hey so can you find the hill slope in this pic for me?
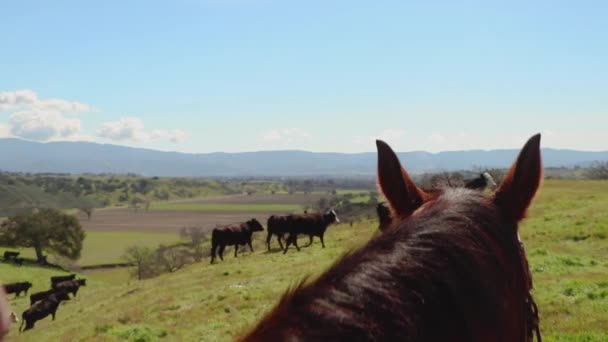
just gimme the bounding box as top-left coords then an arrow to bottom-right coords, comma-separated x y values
4,180 -> 608,341
1,138 -> 607,177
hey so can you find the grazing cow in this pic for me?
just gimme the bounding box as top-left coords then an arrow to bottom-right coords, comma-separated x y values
266,215 -> 291,251
30,289 -> 62,306
14,257 -> 24,266
19,292 -> 70,332
211,219 -> 264,263
239,135 -> 542,341
465,172 -> 498,191
283,210 -> 340,254
376,202 -> 392,231
3,282 -> 33,298
50,274 -> 76,286
3,251 -> 19,261
52,279 -> 86,297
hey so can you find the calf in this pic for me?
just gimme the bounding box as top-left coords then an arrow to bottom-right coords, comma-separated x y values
376,202 -> 392,231
3,251 -> 19,261
266,215 -> 292,251
210,219 -> 264,263
52,279 -> 86,297
283,210 -> 340,254
19,292 -> 70,332
50,274 -> 76,286
3,282 -> 33,298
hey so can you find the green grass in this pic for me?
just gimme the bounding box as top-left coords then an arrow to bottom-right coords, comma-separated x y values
79,232 -> 181,266
150,202 -> 302,213
2,232 -> 180,267
3,179 -> 607,341
5,222 -> 374,341
82,268 -> 133,285
522,179 -> 608,338
335,189 -> 373,195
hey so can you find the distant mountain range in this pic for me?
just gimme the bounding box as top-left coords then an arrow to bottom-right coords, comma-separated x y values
1,138 -> 607,177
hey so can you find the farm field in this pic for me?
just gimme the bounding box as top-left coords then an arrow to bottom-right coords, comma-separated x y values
2,179 -> 608,341
79,232 -> 181,266
1,232 -> 179,267
78,193 -> 325,234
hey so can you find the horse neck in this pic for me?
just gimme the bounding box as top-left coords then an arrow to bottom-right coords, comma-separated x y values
242,200 -> 530,341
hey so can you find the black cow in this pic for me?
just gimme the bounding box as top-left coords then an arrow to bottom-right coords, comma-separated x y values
30,289 -> 62,306
3,251 -> 19,261
3,282 -> 33,298
20,292 -> 70,332
376,202 -> 392,232
210,219 -> 264,263
50,274 -> 76,286
283,210 -> 340,254
266,215 -> 292,251
52,279 -> 86,297
464,172 -> 498,191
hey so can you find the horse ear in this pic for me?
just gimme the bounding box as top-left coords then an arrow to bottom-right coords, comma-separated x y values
493,134 -> 542,222
376,140 -> 427,218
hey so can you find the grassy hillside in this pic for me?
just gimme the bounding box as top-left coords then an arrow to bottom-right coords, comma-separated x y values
3,179 -> 608,341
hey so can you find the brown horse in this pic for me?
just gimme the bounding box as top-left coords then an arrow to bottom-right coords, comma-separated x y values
239,134 -> 542,341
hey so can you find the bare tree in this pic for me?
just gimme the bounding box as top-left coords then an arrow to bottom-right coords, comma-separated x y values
122,246 -> 158,280
180,226 -> 208,262
129,197 -> 148,212
79,206 -> 94,220
156,245 -> 192,273
586,161 -> 608,180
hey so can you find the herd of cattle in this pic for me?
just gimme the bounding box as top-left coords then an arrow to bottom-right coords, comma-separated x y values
210,210 -> 341,263
209,173 -> 497,264
2,273 -> 85,332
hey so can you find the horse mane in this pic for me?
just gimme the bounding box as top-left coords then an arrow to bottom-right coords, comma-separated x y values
241,189 -> 530,341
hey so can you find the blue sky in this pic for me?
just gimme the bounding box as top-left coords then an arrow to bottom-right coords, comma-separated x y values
1,0 -> 606,153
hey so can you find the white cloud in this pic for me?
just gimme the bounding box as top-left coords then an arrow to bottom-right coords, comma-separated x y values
0,90 -> 38,111
151,129 -> 189,143
0,89 -> 92,113
9,110 -> 82,141
35,98 -> 92,113
0,89 -> 95,141
168,129 -> 188,143
97,117 -> 148,142
97,117 -> 188,143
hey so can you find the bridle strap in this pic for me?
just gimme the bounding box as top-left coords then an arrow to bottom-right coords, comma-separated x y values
519,241 -> 542,342
526,293 -> 541,342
